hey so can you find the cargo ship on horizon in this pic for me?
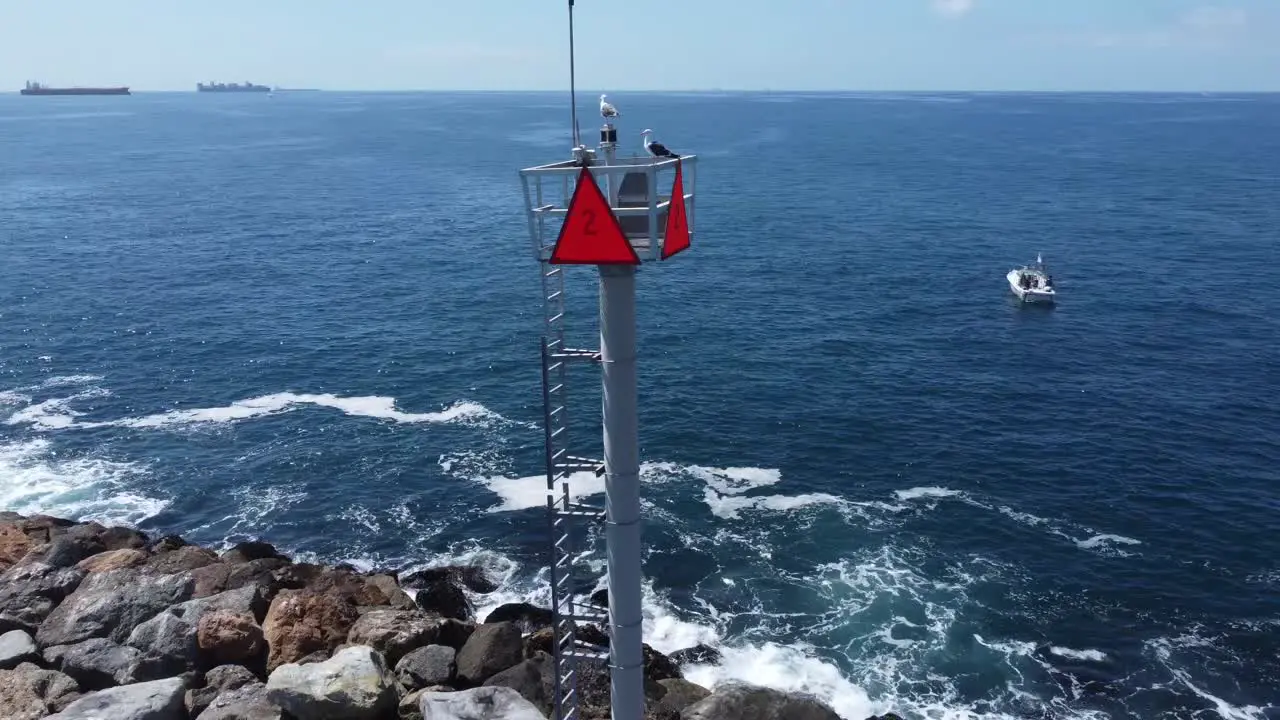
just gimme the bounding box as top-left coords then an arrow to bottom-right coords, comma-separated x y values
20,81 -> 130,96
197,81 -> 271,93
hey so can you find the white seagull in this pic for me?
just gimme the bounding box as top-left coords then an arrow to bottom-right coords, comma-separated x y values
599,94 -> 620,120
641,129 -> 679,159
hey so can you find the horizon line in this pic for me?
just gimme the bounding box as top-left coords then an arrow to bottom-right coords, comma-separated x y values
22,88 -> 1280,95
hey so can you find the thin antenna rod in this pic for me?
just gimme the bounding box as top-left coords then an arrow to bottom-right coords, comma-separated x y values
568,0 -> 579,148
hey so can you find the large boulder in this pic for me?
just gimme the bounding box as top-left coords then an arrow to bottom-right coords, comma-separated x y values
414,578 -> 473,621
45,676 -> 185,720
679,681 -> 841,720
366,574 -> 417,611
402,566 -> 499,594
347,608 -> 441,666
199,609 -> 266,666
455,622 -> 524,686
77,548 -> 150,573
484,603 -> 554,635
654,678 -> 710,716
198,682 -> 284,720
262,589 -> 360,671
274,565 -> 387,606
37,568 -> 195,647
144,545 -> 219,575
0,522 -> 39,569
266,644 -> 396,720
482,651 -> 555,714
35,535 -> 106,570
186,664 -> 258,717
125,584 -> 266,677
668,643 -> 721,667
435,619 -> 476,651
396,644 -> 457,690
190,557 -> 288,601
0,561 -> 85,633
0,661 -> 82,719
222,541 -> 289,565
97,525 -> 150,552
419,686 -> 546,720
0,629 -> 39,669
43,638 -> 147,689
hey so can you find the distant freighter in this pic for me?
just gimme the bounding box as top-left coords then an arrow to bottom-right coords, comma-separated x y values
20,81 -> 130,96
197,81 -> 271,93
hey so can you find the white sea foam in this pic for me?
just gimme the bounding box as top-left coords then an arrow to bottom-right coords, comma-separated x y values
1074,534 -> 1141,550
1050,646 -> 1109,662
894,486 -> 962,501
0,438 -> 167,526
3,389 -> 505,432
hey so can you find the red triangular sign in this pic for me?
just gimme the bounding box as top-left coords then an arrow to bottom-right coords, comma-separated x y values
661,160 -> 690,260
549,166 -> 640,265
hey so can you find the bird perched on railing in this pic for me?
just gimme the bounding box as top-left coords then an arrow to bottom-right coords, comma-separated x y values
641,129 -> 679,159
599,94 -> 620,120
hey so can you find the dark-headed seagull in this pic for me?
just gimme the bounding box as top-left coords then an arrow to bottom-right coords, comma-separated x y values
641,129 -> 679,159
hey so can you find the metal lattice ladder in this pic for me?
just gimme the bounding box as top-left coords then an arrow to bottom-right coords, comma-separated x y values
539,262 -> 609,720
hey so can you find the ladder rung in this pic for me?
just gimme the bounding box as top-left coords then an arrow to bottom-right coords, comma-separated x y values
548,312 -> 565,324
550,405 -> 565,417
547,290 -> 563,301
556,510 -> 601,518
544,267 -> 562,277
548,383 -> 564,395
550,427 -> 566,439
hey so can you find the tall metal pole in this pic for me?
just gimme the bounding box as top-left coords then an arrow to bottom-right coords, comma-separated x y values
567,0 -> 579,148
598,134 -> 644,720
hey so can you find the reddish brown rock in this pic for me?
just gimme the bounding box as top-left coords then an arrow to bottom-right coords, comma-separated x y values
76,549 -> 149,574
198,610 -> 265,665
262,590 -> 359,671
0,524 -> 35,570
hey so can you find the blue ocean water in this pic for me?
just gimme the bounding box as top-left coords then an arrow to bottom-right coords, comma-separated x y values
2,90 -> 1279,719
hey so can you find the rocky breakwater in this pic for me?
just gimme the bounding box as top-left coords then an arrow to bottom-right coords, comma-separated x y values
0,512 -> 882,720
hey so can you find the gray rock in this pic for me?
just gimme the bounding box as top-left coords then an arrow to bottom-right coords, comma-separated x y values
419,686 -> 547,720
399,688 -> 426,720
668,643 -> 722,667
40,536 -> 106,570
0,628 -> 39,669
396,644 -> 457,690
37,568 -> 195,647
347,608 -> 440,666
206,663 -> 260,691
199,682 -> 284,720
482,651 -> 554,714
655,678 -> 710,716
455,622 -> 523,685
185,664 -> 260,717
126,584 -> 266,676
46,676 -> 185,720
483,603 -> 554,635
0,562 -> 85,634
679,681 -> 841,720
43,638 -> 146,689
266,644 -> 396,720
0,661 -> 82,719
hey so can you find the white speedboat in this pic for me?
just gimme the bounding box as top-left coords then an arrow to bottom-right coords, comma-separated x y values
1007,254 -> 1056,304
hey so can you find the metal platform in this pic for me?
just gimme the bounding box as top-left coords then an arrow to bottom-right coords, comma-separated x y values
519,152 -> 698,263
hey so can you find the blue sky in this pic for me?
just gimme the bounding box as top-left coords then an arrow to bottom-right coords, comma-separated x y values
1,0 -> 1276,91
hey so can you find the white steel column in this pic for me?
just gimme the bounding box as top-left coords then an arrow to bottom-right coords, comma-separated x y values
598,127 -> 644,720
599,263 -> 642,720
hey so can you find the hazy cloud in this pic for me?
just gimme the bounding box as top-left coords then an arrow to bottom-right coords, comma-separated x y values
932,0 -> 975,18
1029,5 -> 1252,50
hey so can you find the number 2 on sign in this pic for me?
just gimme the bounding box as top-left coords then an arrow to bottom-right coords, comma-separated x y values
581,209 -> 597,236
